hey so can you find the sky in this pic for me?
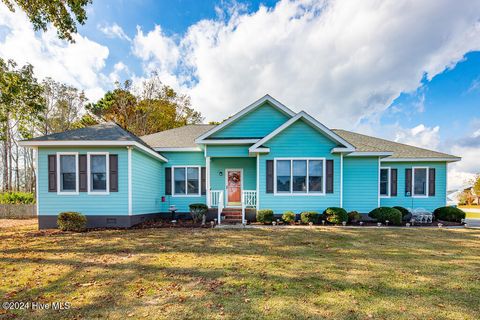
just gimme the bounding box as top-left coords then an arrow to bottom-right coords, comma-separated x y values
0,0 -> 479,189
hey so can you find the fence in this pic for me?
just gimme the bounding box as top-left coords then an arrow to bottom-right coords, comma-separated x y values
0,204 -> 36,219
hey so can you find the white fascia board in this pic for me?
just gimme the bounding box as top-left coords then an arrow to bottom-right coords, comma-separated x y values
249,111 -> 356,153
200,139 -> 260,145
331,147 -> 356,153
346,151 -> 394,157
381,157 -> 461,163
195,94 -> 296,143
19,140 -> 168,162
154,147 -> 202,152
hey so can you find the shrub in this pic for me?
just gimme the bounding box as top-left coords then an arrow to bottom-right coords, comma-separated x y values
189,203 -> 208,224
282,211 -> 296,224
323,207 -> 348,225
300,211 -> 320,224
57,212 -> 87,232
257,209 -> 274,224
433,206 -> 466,222
0,192 -> 35,204
348,211 -> 362,223
393,206 -> 411,221
368,207 -> 402,225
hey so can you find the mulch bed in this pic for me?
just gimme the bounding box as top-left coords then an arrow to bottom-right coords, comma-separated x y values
132,219 -> 213,229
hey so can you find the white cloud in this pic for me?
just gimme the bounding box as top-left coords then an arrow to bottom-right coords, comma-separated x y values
0,5 -> 109,101
108,61 -> 130,83
98,22 -> 131,41
131,0 -> 480,128
395,124 -> 441,149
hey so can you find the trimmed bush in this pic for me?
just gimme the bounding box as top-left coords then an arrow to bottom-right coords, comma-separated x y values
57,212 -> 87,232
393,206 -> 411,221
300,211 -> 320,224
348,211 -> 362,223
257,209 -> 274,224
433,206 -> 466,222
282,211 -> 296,224
368,207 -> 402,225
0,192 -> 35,204
189,203 -> 208,224
323,207 -> 348,225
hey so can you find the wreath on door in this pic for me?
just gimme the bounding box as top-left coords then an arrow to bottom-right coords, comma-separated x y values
229,172 -> 240,184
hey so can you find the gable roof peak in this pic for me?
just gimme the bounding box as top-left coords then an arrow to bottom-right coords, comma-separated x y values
195,94 -> 296,143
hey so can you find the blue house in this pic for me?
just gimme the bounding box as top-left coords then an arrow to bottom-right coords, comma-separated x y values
20,95 -> 460,228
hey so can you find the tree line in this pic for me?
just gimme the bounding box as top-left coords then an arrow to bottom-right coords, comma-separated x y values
0,58 -> 203,193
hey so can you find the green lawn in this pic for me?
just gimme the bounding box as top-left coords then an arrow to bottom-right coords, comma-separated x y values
1,224 -> 479,319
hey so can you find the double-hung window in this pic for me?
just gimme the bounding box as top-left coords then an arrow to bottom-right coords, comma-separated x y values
88,153 -> 109,194
173,166 -> 200,196
379,167 -> 390,197
275,158 -> 325,195
413,167 -> 428,197
58,153 -> 78,194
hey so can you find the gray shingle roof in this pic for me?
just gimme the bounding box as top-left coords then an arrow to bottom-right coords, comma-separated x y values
332,129 -> 459,159
25,122 -> 153,149
140,124 -> 216,148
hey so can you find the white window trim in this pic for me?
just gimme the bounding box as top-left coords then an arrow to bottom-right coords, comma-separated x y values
57,152 -> 79,195
273,157 -> 326,196
87,152 -> 110,195
379,167 -> 391,198
172,165 -> 202,197
412,166 -> 429,198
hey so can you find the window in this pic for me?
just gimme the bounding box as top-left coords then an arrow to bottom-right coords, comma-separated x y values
58,153 -> 78,193
379,168 -> 390,197
413,167 -> 428,197
275,158 -> 325,194
173,166 -> 200,196
89,153 -> 108,193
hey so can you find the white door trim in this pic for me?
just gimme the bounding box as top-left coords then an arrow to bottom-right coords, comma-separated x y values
225,168 -> 243,208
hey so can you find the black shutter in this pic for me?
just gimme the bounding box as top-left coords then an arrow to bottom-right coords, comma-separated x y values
405,168 -> 412,197
326,160 -> 334,193
201,167 -> 206,195
109,155 -> 118,192
48,155 -> 56,192
165,167 -> 172,195
428,168 -> 436,196
390,168 -> 397,197
79,155 -> 87,192
266,160 -> 274,193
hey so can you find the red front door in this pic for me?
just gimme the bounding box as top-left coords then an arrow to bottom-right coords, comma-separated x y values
227,170 -> 241,205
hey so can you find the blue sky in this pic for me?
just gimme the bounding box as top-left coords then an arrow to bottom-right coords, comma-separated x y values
0,0 -> 479,188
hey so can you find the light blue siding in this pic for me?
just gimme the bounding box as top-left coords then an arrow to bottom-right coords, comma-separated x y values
210,158 -> 256,205
259,119 -> 341,214
159,151 -> 206,212
211,102 -> 290,138
132,149 -> 163,214
206,145 -> 250,157
343,157 -> 379,213
380,162 -> 447,211
38,147 -> 129,216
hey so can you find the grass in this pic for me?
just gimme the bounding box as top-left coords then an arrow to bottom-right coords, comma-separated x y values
0,223 -> 479,319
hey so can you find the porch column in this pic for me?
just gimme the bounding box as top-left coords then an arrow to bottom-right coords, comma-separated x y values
256,153 -> 260,209
206,156 -> 211,207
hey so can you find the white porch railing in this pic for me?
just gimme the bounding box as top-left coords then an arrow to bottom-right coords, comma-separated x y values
209,190 -> 224,225
242,190 -> 257,224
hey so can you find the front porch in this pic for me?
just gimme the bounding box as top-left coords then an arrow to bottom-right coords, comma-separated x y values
205,157 -> 258,224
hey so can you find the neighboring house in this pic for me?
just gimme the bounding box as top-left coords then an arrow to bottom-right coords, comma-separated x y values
20,95 -> 461,229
